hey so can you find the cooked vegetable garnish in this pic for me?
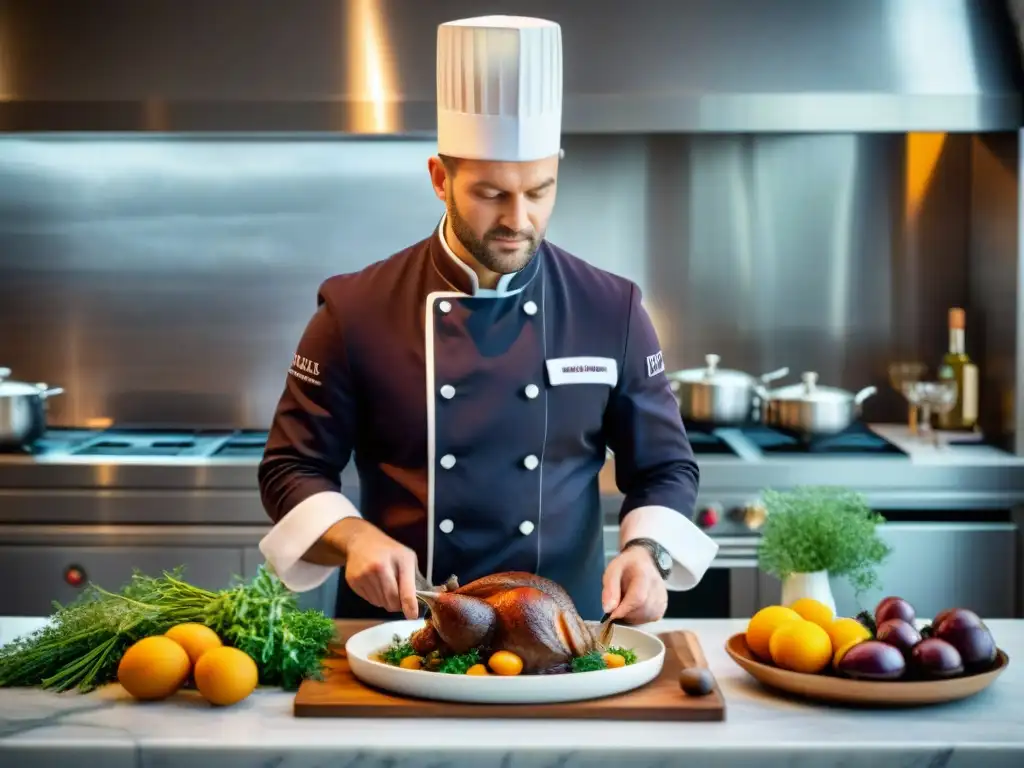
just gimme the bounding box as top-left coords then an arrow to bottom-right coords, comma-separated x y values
487,650 -> 524,676
377,634 -> 637,675
570,646 -> 639,673
607,646 -> 638,665
603,652 -> 626,668
571,650 -> 607,672
378,635 -> 419,666
437,649 -> 481,675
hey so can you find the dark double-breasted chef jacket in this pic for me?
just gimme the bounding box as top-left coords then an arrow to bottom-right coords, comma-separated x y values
258,214 -> 717,621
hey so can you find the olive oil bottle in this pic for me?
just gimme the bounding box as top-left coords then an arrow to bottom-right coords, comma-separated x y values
937,307 -> 979,430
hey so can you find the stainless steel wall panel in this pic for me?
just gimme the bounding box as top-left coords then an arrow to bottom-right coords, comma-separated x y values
0,0 -> 1019,133
967,134 -> 1021,452
0,133 -> 1011,434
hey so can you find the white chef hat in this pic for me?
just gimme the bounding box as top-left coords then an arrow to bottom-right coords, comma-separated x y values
436,15 -> 563,162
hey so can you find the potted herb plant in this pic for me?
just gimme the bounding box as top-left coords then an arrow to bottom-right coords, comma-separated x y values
756,486 -> 892,613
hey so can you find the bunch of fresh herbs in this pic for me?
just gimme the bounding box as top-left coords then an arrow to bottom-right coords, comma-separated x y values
756,486 -> 892,596
0,564 -> 336,693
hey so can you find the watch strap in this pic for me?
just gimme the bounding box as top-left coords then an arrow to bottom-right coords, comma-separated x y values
622,537 -> 672,579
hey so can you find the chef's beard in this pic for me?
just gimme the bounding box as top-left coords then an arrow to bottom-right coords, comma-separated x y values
447,194 -> 542,275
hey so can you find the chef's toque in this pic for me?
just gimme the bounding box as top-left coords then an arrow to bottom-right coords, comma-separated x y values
436,15 -> 563,162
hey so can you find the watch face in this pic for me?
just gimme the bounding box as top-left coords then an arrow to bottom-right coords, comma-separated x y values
657,550 -> 672,572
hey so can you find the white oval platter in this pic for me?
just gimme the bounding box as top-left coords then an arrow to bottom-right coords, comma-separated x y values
345,619 -> 666,705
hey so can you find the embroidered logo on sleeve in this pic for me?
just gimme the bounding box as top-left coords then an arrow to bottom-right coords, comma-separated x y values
289,354 -> 322,386
646,350 -> 665,378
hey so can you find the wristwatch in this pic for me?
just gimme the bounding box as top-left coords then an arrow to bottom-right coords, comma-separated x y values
622,537 -> 672,579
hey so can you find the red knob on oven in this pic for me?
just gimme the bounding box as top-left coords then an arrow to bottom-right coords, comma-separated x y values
64,565 -> 86,587
697,505 -> 720,529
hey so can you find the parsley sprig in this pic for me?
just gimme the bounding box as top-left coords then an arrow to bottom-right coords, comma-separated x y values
437,649 -> 480,674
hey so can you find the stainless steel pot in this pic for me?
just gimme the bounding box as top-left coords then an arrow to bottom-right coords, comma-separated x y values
668,354 -> 789,426
0,367 -> 65,450
760,371 -> 877,436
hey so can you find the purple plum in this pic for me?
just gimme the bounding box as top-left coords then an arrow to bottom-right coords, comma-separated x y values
875,596 -> 916,628
934,616 -> 997,672
836,640 -> 906,681
875,618 -> 922,661
911,638 -> 963,679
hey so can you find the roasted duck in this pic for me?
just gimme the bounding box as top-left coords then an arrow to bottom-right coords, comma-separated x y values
410,571 -> 610,674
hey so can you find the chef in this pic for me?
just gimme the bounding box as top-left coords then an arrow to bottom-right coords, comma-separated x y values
257,15 -> 718,624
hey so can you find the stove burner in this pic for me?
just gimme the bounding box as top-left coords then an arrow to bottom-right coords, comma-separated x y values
2,428 -> 118,455
75,438 -> 198,456
684,430 -> 740,456
0,444 -> 35,455
212,430 -> 269,458
69,428 -> 227,457
739,422 -> 907,456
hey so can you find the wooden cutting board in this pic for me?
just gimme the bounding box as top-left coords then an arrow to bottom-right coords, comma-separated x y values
293,620 -> 726,721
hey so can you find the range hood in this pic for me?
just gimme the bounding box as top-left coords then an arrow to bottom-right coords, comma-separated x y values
0,0 -> 1021,134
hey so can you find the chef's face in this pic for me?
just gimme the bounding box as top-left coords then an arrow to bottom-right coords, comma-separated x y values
429,154 -> 559,276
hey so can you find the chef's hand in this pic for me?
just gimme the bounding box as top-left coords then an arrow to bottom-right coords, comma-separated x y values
323,518 -> 421,620
601,546 -> 668,625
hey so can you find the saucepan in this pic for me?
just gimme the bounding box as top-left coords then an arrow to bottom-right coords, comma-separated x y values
667,354 -> 790,426
0,367 -> 65,450
759,371 -> 877,437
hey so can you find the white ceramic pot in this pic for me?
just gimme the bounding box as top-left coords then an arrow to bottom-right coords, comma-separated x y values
781,569 -> 837,615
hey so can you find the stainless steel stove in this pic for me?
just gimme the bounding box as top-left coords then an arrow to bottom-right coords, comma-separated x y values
0,422 -> 1021,622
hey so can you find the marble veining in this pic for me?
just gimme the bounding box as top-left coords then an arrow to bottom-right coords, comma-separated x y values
2,618 -> 1022,768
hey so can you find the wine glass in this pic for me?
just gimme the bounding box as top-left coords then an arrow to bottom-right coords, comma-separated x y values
918,380 -> 959,448
888,362 -> 928,434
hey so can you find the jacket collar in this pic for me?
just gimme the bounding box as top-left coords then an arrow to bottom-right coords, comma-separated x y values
429,213 -> 542,298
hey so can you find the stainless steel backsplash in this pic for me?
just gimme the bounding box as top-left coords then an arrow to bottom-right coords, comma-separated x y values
0,133 -> 1016,439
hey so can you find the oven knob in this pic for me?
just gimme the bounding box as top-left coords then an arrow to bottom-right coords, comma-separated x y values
742,502 -> 768,530
696,504 -> 722,529
64,565 -> 86,587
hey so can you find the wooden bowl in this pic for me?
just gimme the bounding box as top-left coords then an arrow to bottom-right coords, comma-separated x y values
725,633 -> 1009,707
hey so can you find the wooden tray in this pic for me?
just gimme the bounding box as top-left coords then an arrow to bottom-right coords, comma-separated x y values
294,620 -> 726,720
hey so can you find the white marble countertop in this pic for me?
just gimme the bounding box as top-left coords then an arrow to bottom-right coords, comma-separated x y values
1,616 -> 1022,768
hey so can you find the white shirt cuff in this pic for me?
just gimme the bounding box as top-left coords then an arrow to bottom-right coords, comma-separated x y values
259,490 -> 361,593
619,505 -> 719,591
